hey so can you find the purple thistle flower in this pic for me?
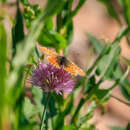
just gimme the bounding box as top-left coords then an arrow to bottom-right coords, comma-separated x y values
31,63 -> 75,94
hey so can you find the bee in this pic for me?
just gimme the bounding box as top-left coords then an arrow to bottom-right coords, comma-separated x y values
37,44 -> 85,76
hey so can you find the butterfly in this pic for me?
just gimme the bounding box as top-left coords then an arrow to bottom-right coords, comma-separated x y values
37,44 -> 85,76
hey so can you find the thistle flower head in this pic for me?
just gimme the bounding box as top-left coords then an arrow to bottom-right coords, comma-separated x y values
31,63 -> 75,94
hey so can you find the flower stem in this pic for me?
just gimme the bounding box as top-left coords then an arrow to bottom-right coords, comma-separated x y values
40,93 -> 50,130
111,95 -> 130,106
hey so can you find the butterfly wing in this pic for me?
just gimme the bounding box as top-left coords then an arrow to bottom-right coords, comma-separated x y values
47,56 -> 60,68
37,44 -> 85,76
65,60 -> 85,76
37,44 -> 58,56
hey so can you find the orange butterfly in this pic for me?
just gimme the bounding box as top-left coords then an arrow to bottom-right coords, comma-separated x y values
37,44 -> 85,76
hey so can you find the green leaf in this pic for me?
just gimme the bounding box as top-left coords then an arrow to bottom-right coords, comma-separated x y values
87,33 -> 105,54
23,97 -> 38,120
12,4 -> 24,57
112,66 -> 130,100
96,43 -> 121,79
0,22 -> 7,114
52,93 -> 64,108
87,28 -> 130,100
66,21 -> 73,44
21,0 -> 29,5
95,28 -> 129,79
113,27 -> 130,43
0,22 -> 7,87
7,12 -> 45,89
109,126 -> 125,130
61,125 -> 77,130
62,0 -> 87,26
126,123 -> 130,130
1,0 -> 7,3
122,0 -> 130,27
45,0 -> 66,16
51,31 -> 67,49
71,0 -> 86,17
54,94 -> 73,130
121,79 -> 130,100
32,87 -> 45,116
44,17 -> 53,31
90,87 -> 111,102
78,102 -> 96,127
76,77 -> 86,88
38,30 -> 67,50
82,124 -> 96,130
48,95 -> 57,117
122,56 -> 130,66
71,98 -> 85,124
32,87 -> 58,129
97,0 -> 120,23
112,66 -> 124,80
84,75 -> 96,94
62,94 -> 73,115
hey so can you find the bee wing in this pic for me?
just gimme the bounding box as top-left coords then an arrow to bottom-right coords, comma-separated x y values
37,44 -> 58,56
65,60 -> 85,76
47,56 -> 60,68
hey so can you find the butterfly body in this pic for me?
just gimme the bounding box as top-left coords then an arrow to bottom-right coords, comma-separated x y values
37,44 -> 85,76
57,56 -> 68,67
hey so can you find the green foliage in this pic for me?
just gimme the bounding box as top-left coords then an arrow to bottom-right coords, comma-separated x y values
61,125 -> 77,130
45,0 -> 66,17
87,33 -> 105,54
0,0 -> 130,130
122,56 -> 130,66
22,0 -> 42,28
24,97 -> 38,120
77,101 -> 96,127
12,3 -> 24,57
122,0 -> 130,27
110,126 -> 125,130
87,29 -> 130,100
0,22 -> 6,101
110,123 -> 130,130
0,0 -> 7,3
0,22 -> 7,130
97,0 -> 120,23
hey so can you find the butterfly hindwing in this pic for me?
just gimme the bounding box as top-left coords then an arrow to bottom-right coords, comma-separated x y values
65,60 -> 85,76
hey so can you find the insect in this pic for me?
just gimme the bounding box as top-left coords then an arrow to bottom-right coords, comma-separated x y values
37,44 -> 85,76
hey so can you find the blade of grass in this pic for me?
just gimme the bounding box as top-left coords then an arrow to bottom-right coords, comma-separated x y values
0,22 -> 7,130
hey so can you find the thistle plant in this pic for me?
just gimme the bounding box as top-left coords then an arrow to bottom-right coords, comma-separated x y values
31,63 -> 75,94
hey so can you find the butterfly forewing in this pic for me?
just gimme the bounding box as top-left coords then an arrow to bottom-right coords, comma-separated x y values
47,56 -> 60,68
37,44 -> 58,56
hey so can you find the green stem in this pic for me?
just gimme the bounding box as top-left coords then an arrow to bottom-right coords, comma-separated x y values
40,93 -> 50,130
71,98 -> 85,123
111,95 -> 130,106
112,27 -> 130,44
107,66 -> 129,91
56,13 -> 62,32
87,27 -> 130,76
71,95 -> 90,124
23,65 -> 32,87
86,44 -> 109,75
120,66 -> 130,84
